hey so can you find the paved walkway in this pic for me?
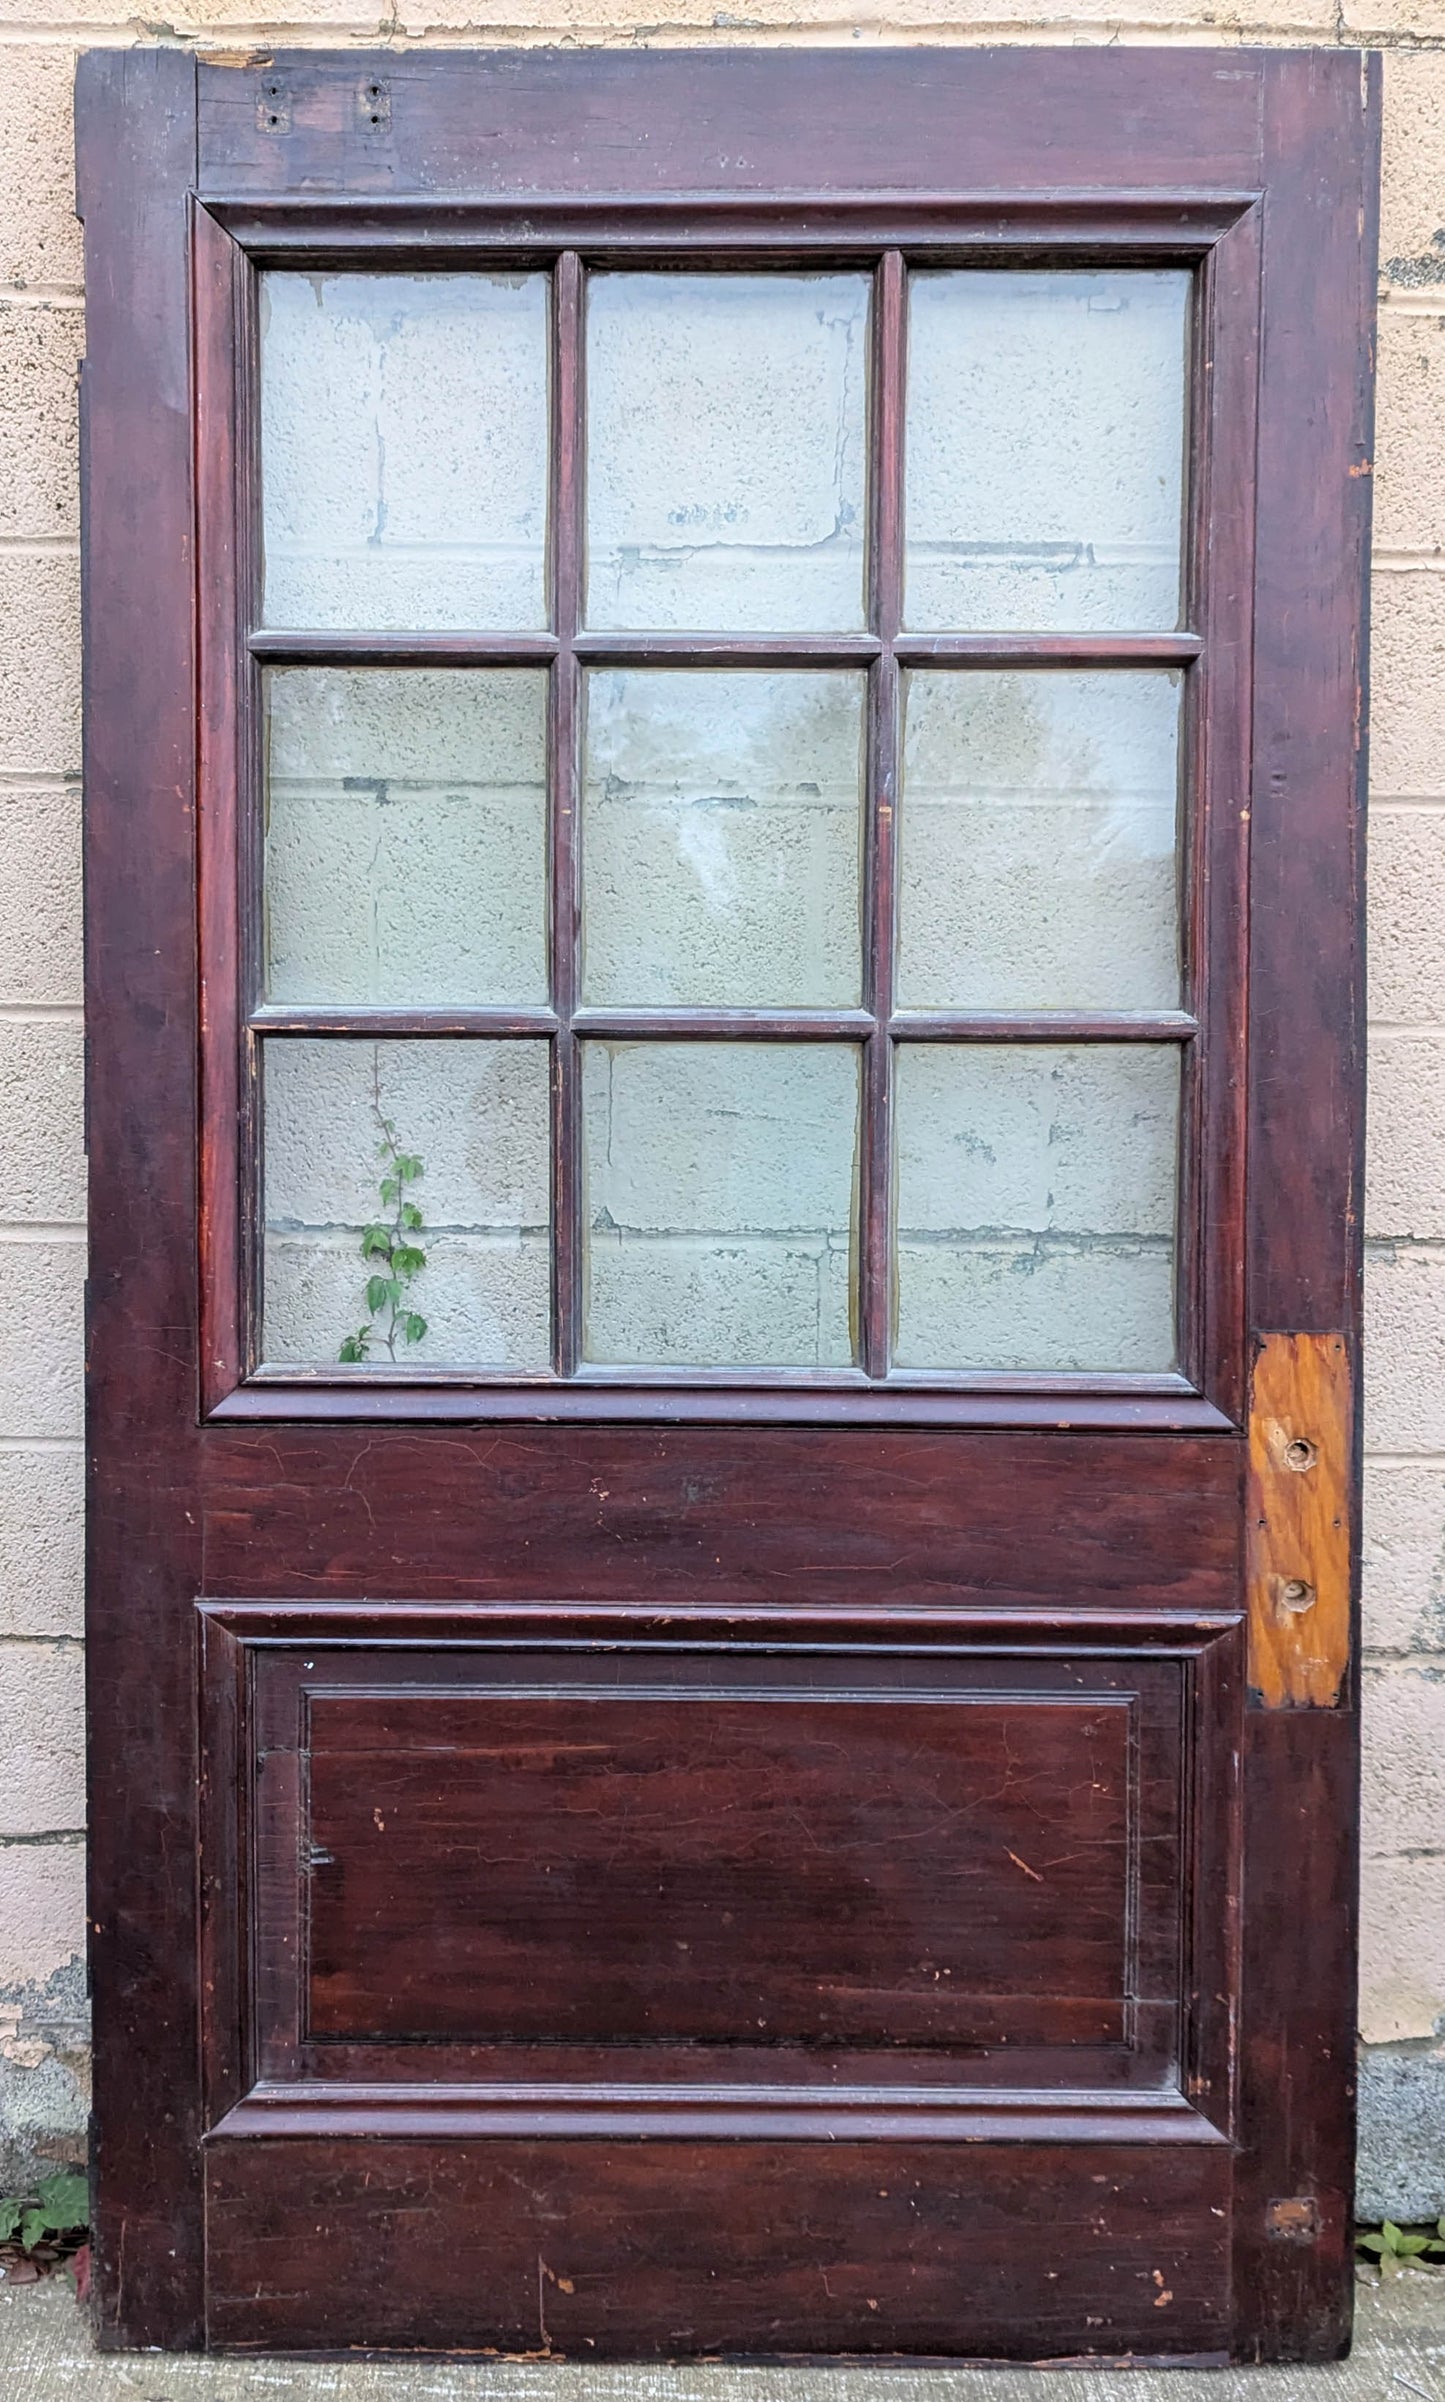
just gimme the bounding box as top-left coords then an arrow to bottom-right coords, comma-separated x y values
1,2275 -> 1443,2401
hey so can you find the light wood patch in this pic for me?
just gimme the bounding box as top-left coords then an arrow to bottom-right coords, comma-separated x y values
1247,1333 -> 1352,1708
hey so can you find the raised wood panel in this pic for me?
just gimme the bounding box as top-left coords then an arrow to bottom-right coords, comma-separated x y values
306,1687 -> 1138,2047
203,2137 -> 1233,2358
203,1604 -> 1241,2121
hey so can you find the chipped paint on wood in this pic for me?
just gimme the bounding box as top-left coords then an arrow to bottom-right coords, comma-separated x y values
1247,1333 -> 1352,1709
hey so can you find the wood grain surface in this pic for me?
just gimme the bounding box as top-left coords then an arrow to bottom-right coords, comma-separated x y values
79,43 -> 1376,2362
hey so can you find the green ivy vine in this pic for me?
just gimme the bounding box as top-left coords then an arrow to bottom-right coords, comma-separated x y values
339,1053 -> 429,1364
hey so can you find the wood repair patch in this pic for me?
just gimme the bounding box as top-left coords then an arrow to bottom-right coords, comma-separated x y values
1246,1333 -> 1352,1708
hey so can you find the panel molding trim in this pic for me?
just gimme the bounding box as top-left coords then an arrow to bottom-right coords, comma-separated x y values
208,2083 -> 1229,2146
199,1600 -> 1243,2144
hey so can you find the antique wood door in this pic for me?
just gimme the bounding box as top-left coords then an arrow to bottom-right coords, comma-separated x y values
78,46 -> 1377,2362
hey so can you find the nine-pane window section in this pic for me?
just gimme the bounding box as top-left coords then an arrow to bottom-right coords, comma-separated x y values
253,253 -> 1193,1382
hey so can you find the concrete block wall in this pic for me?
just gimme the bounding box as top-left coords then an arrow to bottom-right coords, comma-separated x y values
0,4 -> 1442,2220
264,1035 -> 553,1364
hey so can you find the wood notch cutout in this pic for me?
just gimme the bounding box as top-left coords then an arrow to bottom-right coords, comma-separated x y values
1246,1333 -> 1351,1709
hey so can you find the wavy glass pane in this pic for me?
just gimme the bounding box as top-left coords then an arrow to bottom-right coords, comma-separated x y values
264,669 -> 548,1008
905,270 -> 1189,632
260,273 -> 549,630
581,669 -> 865,1008
262,1039 -> 551,1370
893,1045 -> 1179,1372
897,670 -> 1182,1011
582,1042 -> 859,1367
586,273 -> 869,631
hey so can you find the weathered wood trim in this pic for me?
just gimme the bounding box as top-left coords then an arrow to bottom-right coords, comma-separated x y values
78,43 -> 205,2348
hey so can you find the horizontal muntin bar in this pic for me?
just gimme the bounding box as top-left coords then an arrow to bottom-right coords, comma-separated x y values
251,1009 -> 560,1038
571,1010 -> 875,1042
249,1009 -> 1196,1044
250,629 -> 1198,670
571,633 -> 882,666
251,630 -> 559,666
891,1012 -> 1199,1043
894,632 -> 1202,666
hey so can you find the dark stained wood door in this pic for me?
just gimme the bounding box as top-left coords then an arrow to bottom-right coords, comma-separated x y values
78,45 -> 1377,2363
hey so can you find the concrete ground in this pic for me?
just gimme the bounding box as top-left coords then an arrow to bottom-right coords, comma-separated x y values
0,2276 -> 1443,2402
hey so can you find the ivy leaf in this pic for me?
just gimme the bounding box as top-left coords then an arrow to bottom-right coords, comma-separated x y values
393,1245 -> 426,1279
338,1330 -> 369,1364
35,2172 -> 87,2232
400,1202 -> 423,1232
380,1178 -> 400,1207
0,2199 -> 22,2243
18,2207 -> 48,2251
365,1274 -> 391,1315
397,1155 -> 424,1182
361,1225 -> 392,1260
404,1313 -> 427,1345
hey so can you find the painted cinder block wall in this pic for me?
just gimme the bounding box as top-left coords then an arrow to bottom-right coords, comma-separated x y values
0,9 -> 1442,2221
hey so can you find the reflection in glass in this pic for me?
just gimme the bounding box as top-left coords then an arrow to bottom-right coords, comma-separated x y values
897,671 -> 1182,1012
893,1045 -> 1178,1372
261,1039 -> 551,1369
581,1042 -> 859,1367
581,670 -> 865,1008
260,273 -> 549,631
264,669 -> 548,1008
905,270 -> 1189,632
586,273 -> 870,632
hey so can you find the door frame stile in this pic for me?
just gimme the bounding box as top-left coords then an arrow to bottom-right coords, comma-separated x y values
1231,49 -> 1380,2360
78,44 -> 206,2349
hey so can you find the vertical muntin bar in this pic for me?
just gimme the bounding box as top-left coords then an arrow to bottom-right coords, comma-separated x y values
861,250 -> 905,1379
550,252 -> 585,1376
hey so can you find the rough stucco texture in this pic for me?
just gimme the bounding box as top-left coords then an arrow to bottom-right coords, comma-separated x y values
0,16 -> 1440,2221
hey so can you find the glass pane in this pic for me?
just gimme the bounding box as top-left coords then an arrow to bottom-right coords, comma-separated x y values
905,270 -> 1189,632
897,671 -> 1182,1012
581,1042 -> 858,1367
581,669 -> 865,1008
260,274 -> 549,631
262,1039 -> 551,1369
893,1045 -> 1178,1372
586,273 -> 869,632
264,670 -> 548,1008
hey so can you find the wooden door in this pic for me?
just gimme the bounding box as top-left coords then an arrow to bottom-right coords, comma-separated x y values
78,45 -> 1378,2363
